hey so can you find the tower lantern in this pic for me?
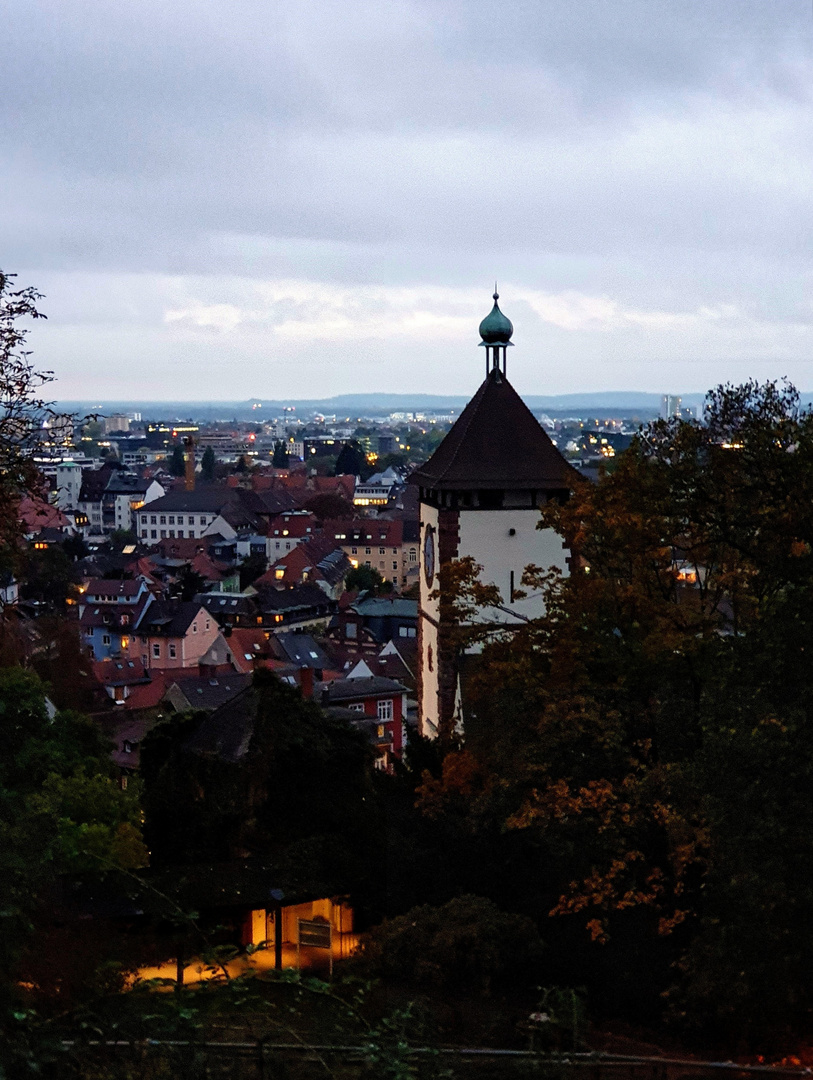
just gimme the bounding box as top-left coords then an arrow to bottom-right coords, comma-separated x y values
410,290 -> 579,740
478,287 -> 513,377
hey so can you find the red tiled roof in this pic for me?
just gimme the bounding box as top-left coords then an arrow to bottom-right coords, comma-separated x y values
18,497 -> 69,532
91,658 -> 150,687
191,552 -> 224,581
123,672 -> 174,710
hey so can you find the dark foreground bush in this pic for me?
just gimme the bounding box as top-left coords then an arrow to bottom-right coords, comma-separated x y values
353,894 -> 544,997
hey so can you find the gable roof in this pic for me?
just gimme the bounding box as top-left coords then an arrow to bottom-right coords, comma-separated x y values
143,489 -> 234,514
254,582 -> 335,614
272,633 -> 331,669
165,673 -> 252,712
317,674 -> 406,703
83,578 -> 146,600
136,600 -> 206,637
255,538 -> 350,590
410,368 -> 579,492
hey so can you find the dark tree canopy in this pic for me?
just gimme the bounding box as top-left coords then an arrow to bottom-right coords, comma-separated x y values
168,443 -> 186,477
140,671 -> 378,896
413,381 -> 813,1049
201,444 -> 216,482
334,440 -> 365,477
272,439 -> 289,467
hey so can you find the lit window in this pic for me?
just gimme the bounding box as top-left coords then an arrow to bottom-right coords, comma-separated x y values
275,568 -> 285,579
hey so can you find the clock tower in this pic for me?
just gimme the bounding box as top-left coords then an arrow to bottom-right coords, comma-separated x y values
411,292 -> 578,740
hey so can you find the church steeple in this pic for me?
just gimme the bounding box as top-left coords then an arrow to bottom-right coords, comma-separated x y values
478,286 -> 513,377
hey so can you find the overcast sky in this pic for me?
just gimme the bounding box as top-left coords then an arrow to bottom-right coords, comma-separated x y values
3,0 -> 812,400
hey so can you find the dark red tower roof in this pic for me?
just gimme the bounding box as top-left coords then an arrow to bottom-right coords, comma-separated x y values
410,367 -> 579,492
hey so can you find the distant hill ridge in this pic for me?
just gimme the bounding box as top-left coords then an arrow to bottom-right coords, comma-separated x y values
57,390 -> 731,419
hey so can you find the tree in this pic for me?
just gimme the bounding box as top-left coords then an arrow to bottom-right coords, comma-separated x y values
108,528 -> 137,549
335,440 -> 364,477
140,670 -> 376,879
303,491 -> 356,520
239,552 -> 268,590
201,444 -> 216,482
353,895 -> 544,997
0,668 -> 146,1012
0,273 -> 60,575
272,440 -> 289,468
20,544 -> 81,611
346,564 -> 385,594
171,565 -> 207,602
427,381 -> 813,1048
169,443 -> 185,477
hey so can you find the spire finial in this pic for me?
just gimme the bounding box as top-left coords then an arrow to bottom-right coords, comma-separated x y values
494,281 -> 499,301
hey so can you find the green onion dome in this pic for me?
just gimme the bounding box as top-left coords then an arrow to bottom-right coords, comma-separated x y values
478,291 -> 514,345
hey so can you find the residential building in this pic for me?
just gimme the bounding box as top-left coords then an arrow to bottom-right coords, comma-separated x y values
136,488 -> 296,544
133,600 -> 220,670
253,537 -> 351,600
353,466 -> 404,508
80,587 -> 154,661
318,663 -> 407,770
320,518 -> 417,587
136,489 -> 228,542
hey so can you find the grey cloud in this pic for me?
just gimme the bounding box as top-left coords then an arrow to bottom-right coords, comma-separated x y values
1,0 -> 812,397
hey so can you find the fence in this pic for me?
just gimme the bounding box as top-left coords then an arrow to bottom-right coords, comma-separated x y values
48,1042 -> 813,1080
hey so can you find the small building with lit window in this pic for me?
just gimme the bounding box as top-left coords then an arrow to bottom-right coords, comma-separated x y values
317,665 -> 406,769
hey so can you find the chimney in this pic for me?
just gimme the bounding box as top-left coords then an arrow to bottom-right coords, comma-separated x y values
299,664 -> 314,699
184,435 -> 196,492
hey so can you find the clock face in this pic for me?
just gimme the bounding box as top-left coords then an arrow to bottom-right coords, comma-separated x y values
423,525 -> 436,586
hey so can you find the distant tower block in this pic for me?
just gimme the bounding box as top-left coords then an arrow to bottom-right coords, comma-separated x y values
410,290 -> 579,740
184,435 -> 196,492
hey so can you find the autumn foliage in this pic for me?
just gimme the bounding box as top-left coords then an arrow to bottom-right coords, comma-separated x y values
410,382 -> 813,1051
